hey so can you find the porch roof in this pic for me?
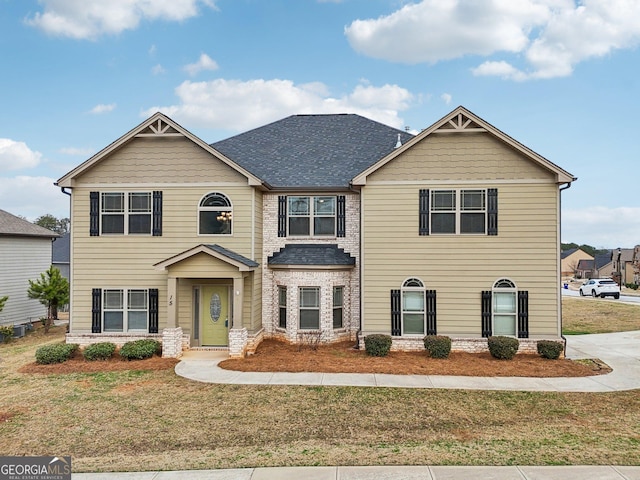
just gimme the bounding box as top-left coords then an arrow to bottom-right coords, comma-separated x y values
154,244 -> 259,272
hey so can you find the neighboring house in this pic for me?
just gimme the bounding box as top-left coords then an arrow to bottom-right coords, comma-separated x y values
633,246 -> 640,285
561,248 -> 593,278
57,106 -> 576,358
52,232 -> 70,281
576,259 -> 595,279
593,252 -> 613,279
0,209 -> 58,325
611,248 -> 635,286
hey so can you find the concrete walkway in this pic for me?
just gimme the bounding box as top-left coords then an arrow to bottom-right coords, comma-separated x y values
75,332 -> 640,479
175,330 -> 640,392
73,465 -> 640,479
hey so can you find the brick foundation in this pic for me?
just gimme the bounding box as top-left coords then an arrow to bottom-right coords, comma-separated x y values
161,327 -> 184,358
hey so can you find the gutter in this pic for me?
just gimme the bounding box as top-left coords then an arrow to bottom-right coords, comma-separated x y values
559,181 -> 574,357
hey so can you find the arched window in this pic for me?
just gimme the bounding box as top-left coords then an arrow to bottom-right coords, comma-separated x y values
199,192 -> 232,235
492,278 -> 517,336
402,278 -> 425,335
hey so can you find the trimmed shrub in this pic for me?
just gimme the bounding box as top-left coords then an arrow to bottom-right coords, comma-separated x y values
0,324 -> 14,342
35,343 -> 78,364
364,334 -> 392,357
537,340 -> 564,360
119,339 -> 161,361
423,335 -> 452,359
487,336 -> 519,360
83,342 -> 116,361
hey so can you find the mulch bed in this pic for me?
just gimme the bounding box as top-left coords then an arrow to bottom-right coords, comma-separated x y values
18,351 -> 179,374
219,339 -> 611,378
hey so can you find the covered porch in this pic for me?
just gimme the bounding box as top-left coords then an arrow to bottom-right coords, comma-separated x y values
154,244 -> 259,358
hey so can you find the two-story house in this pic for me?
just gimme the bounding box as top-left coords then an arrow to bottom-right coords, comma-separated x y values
58,106 -> 575,358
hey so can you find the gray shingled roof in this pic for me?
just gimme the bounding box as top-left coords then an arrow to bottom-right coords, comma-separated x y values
268,244 -> 356,267
211,114 -> 414,188
205,244 -> 259,268
0,209 -> 58,238
52,233 -> 70,263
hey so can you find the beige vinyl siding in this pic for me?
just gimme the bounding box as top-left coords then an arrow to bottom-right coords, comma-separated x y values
361,131 -> 561,338
0,236 -> 51,325
367,133 -> 553,183
76,137 -> 247,184
251,191 -> 263,332
70,181 -> 260,332
362,183 -> 560,337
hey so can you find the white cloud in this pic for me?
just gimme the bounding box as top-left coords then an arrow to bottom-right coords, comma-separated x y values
143,78 -> 413,131
441,93 -> 452,104
90,104 -> 116,114
152,64 -> 166,75
0,139 -> 42,172
563,206 -> 640,248
27,0 -> 217,40
183,53 -> 219,76
346,0 -> 640,80
0,176 -> 68,220
59,147 -> 95,156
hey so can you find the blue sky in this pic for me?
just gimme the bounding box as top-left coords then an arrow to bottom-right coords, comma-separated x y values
0,0 -> 639,248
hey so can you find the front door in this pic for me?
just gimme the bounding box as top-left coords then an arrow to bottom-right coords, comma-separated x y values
201,285 -> 229,346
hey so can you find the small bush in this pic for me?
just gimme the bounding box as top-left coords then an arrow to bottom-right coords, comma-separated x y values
119,339 -> 161,360
35,343 -> 78,364
487,336 -> 519,360
0,324 -> 14,342
537,340 -> 564,360
423,335 -> 452,359
364,334 -> 392,357
83,342 -> 116,361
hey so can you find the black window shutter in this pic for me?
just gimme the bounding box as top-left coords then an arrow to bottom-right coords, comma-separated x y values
149,288 -> 159,333
152,191 -> 163,236
277,196 -> 287,237
90,191 -> 100,236
481,291 -> 492,337
487,188 -> 498,236
336,195 -> 346,237
391,289 -> 401,336
517,290 -> 529,338
91,288 -> 102,333
419,189 -> 429,235
426,290 -> 437,335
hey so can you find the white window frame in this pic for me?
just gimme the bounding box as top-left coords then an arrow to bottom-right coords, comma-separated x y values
100,192 -> 152,235
198,192 -> 233,235
103,288 -> 149,333
278,286 -> 287,329
299,286 -> 320,330
430,189 -> 486,235
401,278 -> 426,336
288,196 -> 336,237
492,278 -> 517,337
333,286 -> 344,329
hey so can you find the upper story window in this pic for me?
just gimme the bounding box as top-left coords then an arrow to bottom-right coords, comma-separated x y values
288,196 -> 336,236
90,191 -> 162,237
199,192 -> 232,235
419,188 -> 497,236
101,192 -> 151,235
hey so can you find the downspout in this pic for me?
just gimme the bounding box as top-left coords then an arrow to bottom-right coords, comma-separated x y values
61,187 -> 72,334
559,181 -> 572,357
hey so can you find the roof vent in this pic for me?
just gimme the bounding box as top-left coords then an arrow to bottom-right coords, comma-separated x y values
395,133 -> 402,148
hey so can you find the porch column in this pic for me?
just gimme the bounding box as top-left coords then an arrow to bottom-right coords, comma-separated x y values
232,275 -> 243,329
167,276 -> 179,328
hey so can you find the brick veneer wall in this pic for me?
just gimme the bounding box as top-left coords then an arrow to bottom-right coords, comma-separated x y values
262,193 -> 360,344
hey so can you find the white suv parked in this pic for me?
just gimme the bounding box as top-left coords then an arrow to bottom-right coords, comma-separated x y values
579,279 -> 621,299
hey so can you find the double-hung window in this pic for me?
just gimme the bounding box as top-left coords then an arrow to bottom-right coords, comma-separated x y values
492,279 -> 517,336
101,192 -> 152,235
299,287 -> 320,329
278,286 -> 287,329
402,278 -> 425,335
430,189 -> 486,234
333,286 -> 343,329
103,288 -> 148,332
288,196 -> 336,236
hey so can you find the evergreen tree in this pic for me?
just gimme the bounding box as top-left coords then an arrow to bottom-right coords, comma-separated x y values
27,267 -> 69,333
